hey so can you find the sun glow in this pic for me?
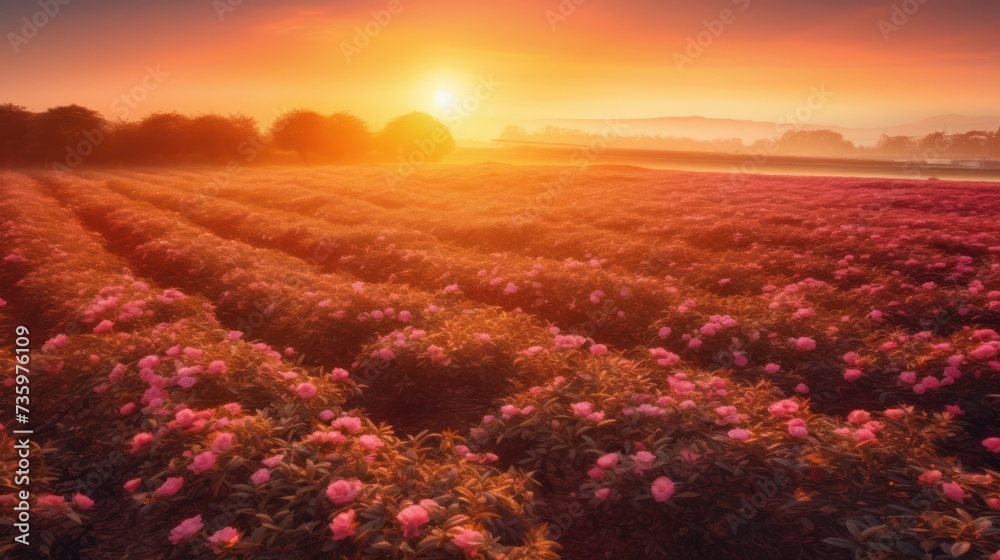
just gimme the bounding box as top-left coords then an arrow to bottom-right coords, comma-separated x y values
434,90 -> 454,108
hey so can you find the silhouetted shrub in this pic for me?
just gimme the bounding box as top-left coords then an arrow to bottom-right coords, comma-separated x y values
377,112 -> 455,162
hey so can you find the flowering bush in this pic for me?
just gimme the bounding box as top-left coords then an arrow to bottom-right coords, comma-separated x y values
3,167 -> 1000,558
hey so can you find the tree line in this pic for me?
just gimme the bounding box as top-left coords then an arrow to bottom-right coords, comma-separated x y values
500,124 -> 1000,159
0,103 -> 456,169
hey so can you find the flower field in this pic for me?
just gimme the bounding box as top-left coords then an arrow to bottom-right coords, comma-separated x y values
2,165 -> 1000,559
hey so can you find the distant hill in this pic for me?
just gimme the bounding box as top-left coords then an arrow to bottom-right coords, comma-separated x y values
487,114 -> 1000,146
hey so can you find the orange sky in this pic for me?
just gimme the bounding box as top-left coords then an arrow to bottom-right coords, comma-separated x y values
3,0 -> 1000,139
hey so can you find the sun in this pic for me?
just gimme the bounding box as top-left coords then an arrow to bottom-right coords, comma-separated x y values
434,89 -> 454,108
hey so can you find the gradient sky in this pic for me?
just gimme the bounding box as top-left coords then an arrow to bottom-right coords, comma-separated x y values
3,0 -> 1000,139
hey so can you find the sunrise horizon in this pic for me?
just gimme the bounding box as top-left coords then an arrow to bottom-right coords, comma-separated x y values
4,2 -> 1000,560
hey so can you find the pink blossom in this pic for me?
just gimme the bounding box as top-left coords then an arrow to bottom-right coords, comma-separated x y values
94,320 -> 114,333
794,383 -> 810,394
168,515 -> 204,545
883,408 -> 906,420
595,488 -> 611,500
187,451 -> 217,474
590,343 -> 608,355
795,337 -> 816,351
787,418 -> 808,438
651,476 -> 675,502
326,479 -> 362,505
261,455 -> 284,468
451,528 -> 485,557
131,432 -> 154,454
72,493 -> 94,510
120,403 -> 137,416
942,483 -> 966,502
211,433 -> 236,455
37,494 -> 65,509
424,345 -> 452,366
155,477 -> 184,497
853,429 -> 876,444
296,383 -> 317,399
358,434 -> 384,452
844,369 -> 863,382
597,453 -> 620,470
918,470 -> 942,485
207,360 -> 227,375
124,478 -> 142,492
847,410 -> 871,424
571,402 -> 594,418
330,509 -> 357,541
331,368 -> 350,381
207,526 -> 241,553
333,416 -> 363,433
251,469 -> 271,485
764,363 -> 780,374
767,399 -> 799,419
396,505 -> 430,538
984,438 -> 1000,453
728,428 -> 751,441
587,466 -> 605,481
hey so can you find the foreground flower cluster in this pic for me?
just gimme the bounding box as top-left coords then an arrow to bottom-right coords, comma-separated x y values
1,166 -> 1000,559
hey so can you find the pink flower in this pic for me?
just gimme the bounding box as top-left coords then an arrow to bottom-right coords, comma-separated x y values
597,453 -> 620,470
37,494 -> 65,509
207,526 -> 241,553
844,369 -> 863,382
847,410 -> 871,424
326,479 -> 362,505
251,468 -> 271,485
651,476 -> 675,502
94,320 -> 114,333
571,402 -> 594,418
587,467 -> 605,481
358,434 -> 384,452
120,403 -> 137,416
211,432 -> 236,455
945,404 -> 964,416
155,477 -> 184,497
207,360 -> 227,375
169,515 -> 204,545
396,505 -> 430,538
296,383 -> 317,399
333,416 -> 363,433
590,344 -> 608,355
787,418 -> 808,438
918,470 -> 942,485
595,488 -> 611,500
72,494 -> 94,510
764,363 -> 781,374
728,428 -> 751,441
331,368 -> 350,381
451,528 -> 485,557
984,438 -> 1000,453
131,432 -> 155,454
795,337 -> 816,351
124,478 -> 142,492
329,509 -> 357,541
853,429 -> 876,444
649,347 -> 681,366
767,399 -> 799,419
187,451 -> 217,474
261,454 -> 284,468
794,383 -> 810,394
424,345 -> 452,366
883,408 -> 907,420
942,483 -> 966,502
